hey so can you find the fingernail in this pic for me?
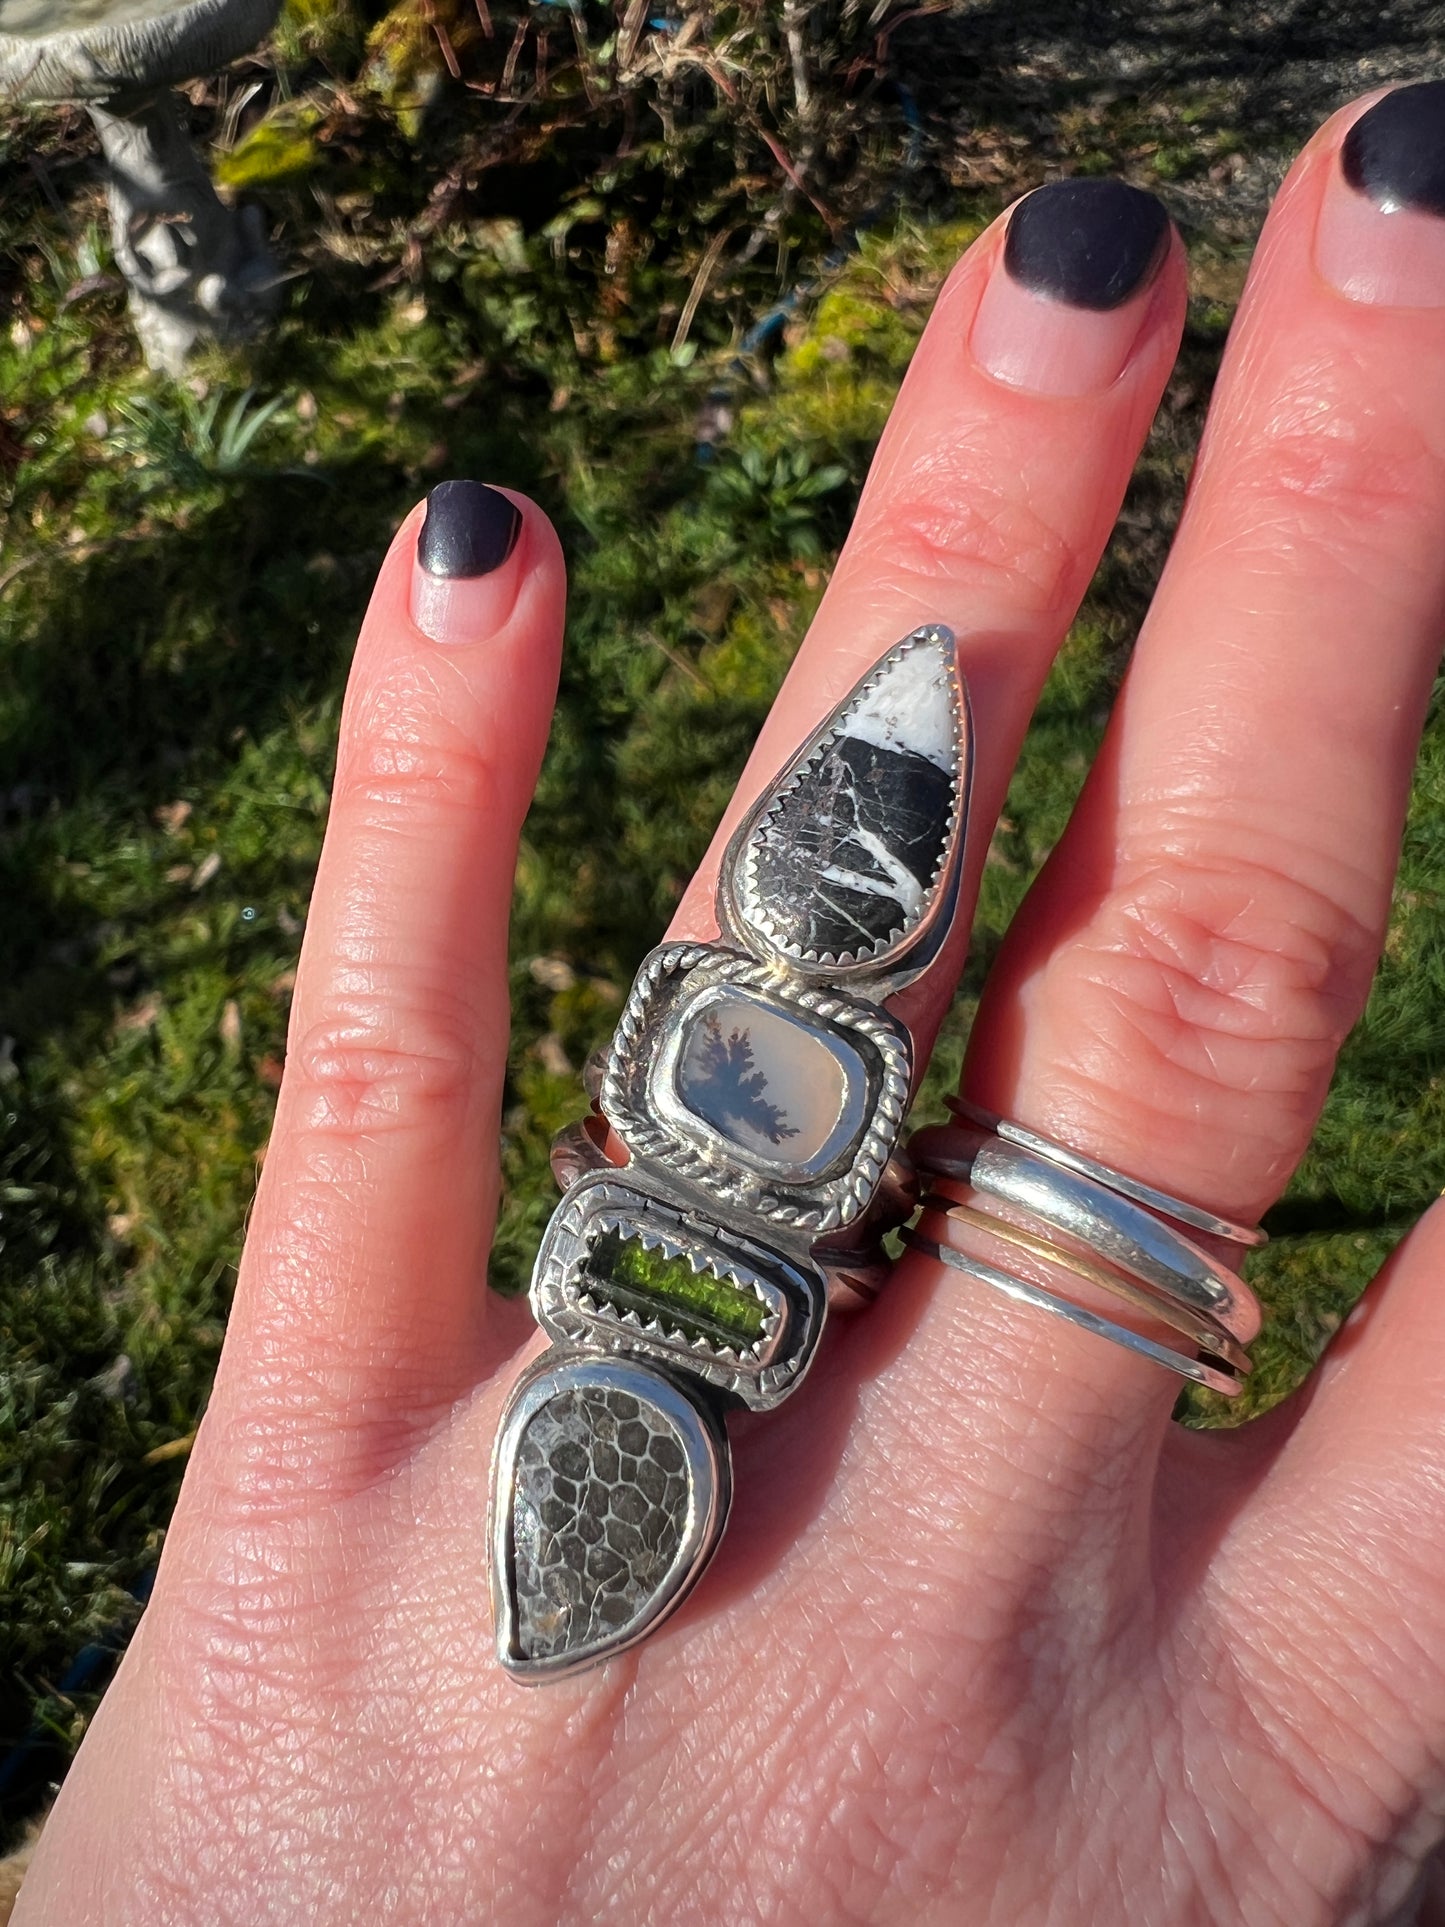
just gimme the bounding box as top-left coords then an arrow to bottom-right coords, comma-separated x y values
409,480 -> 523,644
970,179 -> 1171,396
1316,83 -> 1445,306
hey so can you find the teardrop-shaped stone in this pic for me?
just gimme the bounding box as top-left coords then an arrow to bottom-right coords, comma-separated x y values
493,1356 -> 730,1680
727,626 -> 968,974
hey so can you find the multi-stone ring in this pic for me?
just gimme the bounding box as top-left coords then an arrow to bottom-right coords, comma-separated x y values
488,623 -> 973,1682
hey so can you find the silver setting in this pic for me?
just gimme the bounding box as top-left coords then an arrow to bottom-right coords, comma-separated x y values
490,624 -> 973,1681
929,1124 -> 1261,1345
547,1117 -> 910,1303
530,1171 -> 825,1411
601,944 -> 911,1236
490,1353 -> 730,1684
720,625 -> 971,985
947,1097 -> 1267,1248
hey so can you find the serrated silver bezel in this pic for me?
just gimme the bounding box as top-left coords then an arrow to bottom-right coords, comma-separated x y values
719,624 -> 971,986
530,1171 -> 825,1410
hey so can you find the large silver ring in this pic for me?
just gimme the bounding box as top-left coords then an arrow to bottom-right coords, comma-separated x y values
947,1097 -> 1267,1248
922,1125 -> 1261,1344
489,626 -> 973,1681
907,1114 -> 1263,1395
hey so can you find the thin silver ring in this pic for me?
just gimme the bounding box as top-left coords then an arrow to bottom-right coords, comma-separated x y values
925,1125 -> 1262,1345
905,1231 -> 1247,1398
948,1097 -> 1267,1248
920,1187 -> 1253,1377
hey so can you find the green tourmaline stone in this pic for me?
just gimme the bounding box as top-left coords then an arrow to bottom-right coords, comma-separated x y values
584,1229 -> 768,1349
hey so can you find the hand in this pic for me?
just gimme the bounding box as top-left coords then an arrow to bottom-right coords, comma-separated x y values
20,86 -> 1445,1926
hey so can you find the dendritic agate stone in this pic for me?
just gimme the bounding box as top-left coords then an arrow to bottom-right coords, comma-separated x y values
495,1358 -> 729,1677
666,988 -> 867,1177
732,626 -> 966,972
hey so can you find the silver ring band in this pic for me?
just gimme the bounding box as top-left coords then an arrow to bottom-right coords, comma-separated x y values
925,1123 -> 1262,1345
948,1097 -> 1267,1248
918,1185 -> 1254,1377
550,1115 -> 909,1301
904,1231 -> 1248,1398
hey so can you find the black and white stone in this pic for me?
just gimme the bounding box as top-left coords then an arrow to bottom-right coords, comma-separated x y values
494,1355 -> 730,1678
728,626 -> 967,972
511,1382 -> 687,1662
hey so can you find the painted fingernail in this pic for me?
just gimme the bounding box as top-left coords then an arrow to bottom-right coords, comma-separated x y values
970,179 -> 1172,396
1316,83 -> 1445,305
409,480 -> 523,644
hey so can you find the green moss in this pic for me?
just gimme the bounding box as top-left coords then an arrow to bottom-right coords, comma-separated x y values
216,108 -> 325,191
361,0 -> 484,132
585,1230 -> 769,1350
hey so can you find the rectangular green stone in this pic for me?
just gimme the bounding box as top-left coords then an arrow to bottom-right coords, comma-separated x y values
584,1228 -> 768,1350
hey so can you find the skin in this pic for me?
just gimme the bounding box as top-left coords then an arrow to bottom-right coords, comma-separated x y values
18,92 -> 1445,1926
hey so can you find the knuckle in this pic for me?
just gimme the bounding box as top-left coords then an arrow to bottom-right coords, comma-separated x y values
1221,365 -> 1445,580
286,987 -> 480,1144
858,465 -> 1077,616
1044,848 -> 1375,1168
202,1333 -> 460,1513
336,657 -> 506,822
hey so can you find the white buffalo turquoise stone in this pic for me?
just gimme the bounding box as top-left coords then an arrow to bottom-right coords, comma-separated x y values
662,988 -> 868,1176
737,626 -> 965,968
843,631 -> 957,770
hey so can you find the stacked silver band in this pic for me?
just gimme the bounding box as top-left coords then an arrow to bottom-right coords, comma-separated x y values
906,1100 -> 1264,1397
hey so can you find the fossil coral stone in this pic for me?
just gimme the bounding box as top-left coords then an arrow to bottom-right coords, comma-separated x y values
737,627 -> 964,970
510,1381 -> 693,1663
669,988 -> 868,1176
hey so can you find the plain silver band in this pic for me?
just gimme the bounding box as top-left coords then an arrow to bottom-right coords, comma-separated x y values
905,1232 -> 1247,1398
919,1187 -> 1253,1377
948,1097 -> 1267,1248
925,1125 -> 1263,1345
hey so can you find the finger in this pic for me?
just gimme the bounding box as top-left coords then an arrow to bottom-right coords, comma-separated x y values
1200,1203 -> 1445,1886
216,483 -> 565,1459
910,83 -> 1445,1462
477,193 -> 1182,1691
668,178 -> 1187,1058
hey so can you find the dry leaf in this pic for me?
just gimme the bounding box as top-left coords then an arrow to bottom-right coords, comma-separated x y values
528,955 -> 576,992
117,995 -> 162,1032
154,800 -> 192,834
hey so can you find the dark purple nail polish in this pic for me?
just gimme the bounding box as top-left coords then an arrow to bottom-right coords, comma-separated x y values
1004,179 -> 1171,311
1342,81 -> 1445,217
419,480 -> 521,578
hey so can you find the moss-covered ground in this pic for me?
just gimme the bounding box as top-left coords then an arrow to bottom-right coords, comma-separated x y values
2,0 -> 1443,1839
